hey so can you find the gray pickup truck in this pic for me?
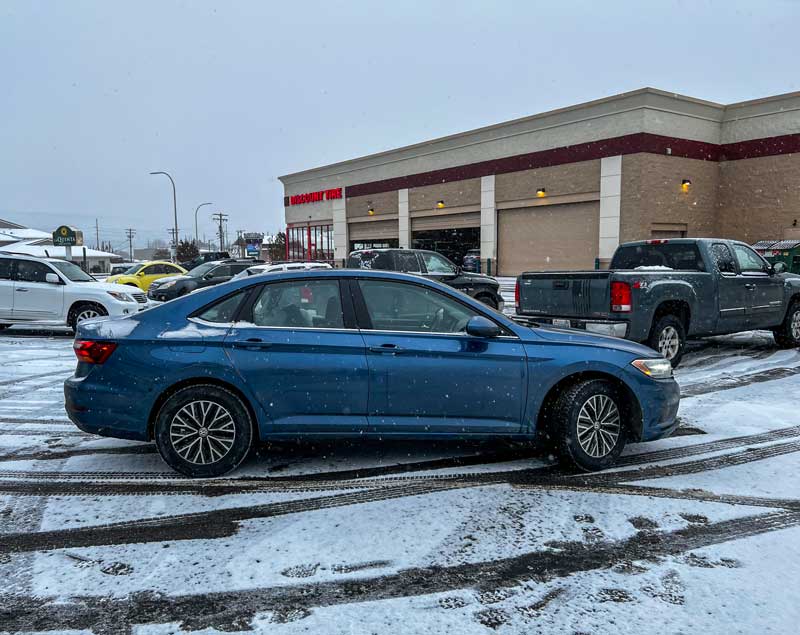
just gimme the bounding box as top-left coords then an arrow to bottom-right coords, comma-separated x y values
515,238 -> 800,366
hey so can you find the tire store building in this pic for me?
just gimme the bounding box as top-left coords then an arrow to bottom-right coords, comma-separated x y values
280,88 -> 800,275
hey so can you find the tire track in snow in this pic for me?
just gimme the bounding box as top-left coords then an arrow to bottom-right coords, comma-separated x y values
2,509 -> 799,635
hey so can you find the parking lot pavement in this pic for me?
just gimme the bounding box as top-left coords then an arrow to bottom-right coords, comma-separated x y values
1,328 -> 799,633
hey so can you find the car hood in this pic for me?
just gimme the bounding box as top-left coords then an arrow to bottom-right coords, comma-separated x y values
461,272 -> 498,285
77,281 -> 143,294
525,324 -> 659,357
151,275 -> 191,286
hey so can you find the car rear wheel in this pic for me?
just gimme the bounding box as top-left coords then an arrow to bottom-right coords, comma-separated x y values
67,302 -> 108,331
475,294 -> 498,309
554,379 -> 627,472
773,300 -> 800,349
154,384 -> 253,478
648,315 -> 686,368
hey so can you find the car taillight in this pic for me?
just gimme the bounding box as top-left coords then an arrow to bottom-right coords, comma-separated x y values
73,340 -> 117,364
610,281 -> 632,313
514,278 -> 520,309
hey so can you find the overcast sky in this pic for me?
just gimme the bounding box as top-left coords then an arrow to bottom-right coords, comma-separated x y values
1,0 -> 798,251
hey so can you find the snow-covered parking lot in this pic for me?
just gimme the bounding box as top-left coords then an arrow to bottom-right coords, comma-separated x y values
1,327 -> 800,634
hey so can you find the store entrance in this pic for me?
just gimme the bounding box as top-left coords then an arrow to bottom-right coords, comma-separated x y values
411,227 -> 480,265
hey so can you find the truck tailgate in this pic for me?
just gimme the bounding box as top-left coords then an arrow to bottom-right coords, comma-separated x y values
518,271 -> 611,317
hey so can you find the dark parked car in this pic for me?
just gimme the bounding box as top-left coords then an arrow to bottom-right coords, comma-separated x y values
461,248 -> 482,273
180,251 -> 231,271
515,238 -> 800,367
147,259 -> 262,301
66,269 -> 679,478
347,248 -> 504,310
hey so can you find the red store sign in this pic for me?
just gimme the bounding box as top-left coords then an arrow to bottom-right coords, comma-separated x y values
287,188 -> 342,206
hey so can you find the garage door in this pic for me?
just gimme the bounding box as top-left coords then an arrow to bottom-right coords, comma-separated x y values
497,202 -> 599,275
348,219 -> 399,241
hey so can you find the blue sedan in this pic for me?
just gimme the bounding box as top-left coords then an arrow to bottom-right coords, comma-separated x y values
64,270 -> 680,477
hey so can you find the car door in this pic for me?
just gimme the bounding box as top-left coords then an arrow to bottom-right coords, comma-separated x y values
352,277 -> 526,434
138,264 -> 163,289
0,258 -> 15,319
11,260 -> 64,320
708,243 -> 748,333
224,277 -> 370,435
731,243 -> 785,329
198,265 -> 233,289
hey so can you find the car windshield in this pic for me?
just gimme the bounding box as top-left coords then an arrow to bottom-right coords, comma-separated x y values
48,260 -> 95,282
123,264 -> 143,275
347,251 -> 393,269
188,262 -> 217,278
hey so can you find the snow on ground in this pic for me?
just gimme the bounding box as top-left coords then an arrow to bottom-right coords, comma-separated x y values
0,325 -> 799,633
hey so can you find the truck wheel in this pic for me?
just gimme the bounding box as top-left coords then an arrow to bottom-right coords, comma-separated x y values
154,384 -> 254,478
68,302 -> 108,331
648,315 -> 686,368
554,379 -> 627,472
773,300 -> 800,349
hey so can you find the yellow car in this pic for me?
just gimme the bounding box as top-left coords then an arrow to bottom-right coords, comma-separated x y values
106,261 -> 187,291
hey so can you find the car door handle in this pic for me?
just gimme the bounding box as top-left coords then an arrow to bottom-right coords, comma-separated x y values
744,283 -> 756,290
232,338 -> 272,351
15,288 -> 29,292
369,344 -> 405,355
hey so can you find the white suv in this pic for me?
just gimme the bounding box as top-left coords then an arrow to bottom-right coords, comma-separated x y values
0,253 -> 151,331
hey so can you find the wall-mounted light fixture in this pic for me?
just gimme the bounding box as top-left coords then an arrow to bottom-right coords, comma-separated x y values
367,204 -> 375,216
536,188 -> 546,198
436,200 -> 445,209
681,179 -> 692,192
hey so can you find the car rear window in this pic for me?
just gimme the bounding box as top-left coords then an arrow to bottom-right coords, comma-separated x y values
347,251 -> 393,269
610,243 -> 705,271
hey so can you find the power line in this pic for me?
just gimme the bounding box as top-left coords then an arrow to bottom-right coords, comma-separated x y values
211,212 -> 229,251
125,228 -> 136,261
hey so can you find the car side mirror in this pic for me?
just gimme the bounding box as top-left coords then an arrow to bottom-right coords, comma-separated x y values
772,262 -> 787,275
453,265 -> 462,276
465,315 -> 501,338
45,273 -> 61,284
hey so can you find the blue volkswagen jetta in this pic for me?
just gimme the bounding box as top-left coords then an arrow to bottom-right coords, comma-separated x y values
64,270 -> 679,477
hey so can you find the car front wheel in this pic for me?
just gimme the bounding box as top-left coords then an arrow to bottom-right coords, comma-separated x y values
154,384 -> 254,477
554,379 -> 627,472
648,315 -> 686,368
774,300 -> 800,349
68,302 -> 108,331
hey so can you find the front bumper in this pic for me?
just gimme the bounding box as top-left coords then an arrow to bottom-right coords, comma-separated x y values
633,375 -> 681,442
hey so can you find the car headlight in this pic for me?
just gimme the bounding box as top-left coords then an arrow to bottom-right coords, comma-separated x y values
106,291 -> 134,303
158,280 -> 177,289
631,358 -> 673,379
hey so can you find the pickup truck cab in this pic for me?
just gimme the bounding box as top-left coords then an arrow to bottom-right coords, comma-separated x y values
347,248 -> 505,310
516,238 -> 800,366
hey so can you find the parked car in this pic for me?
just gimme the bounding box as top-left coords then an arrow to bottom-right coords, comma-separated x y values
108,262 -> 140,277
106,261 -> 187,292
347,248 -> 504,310
65,269 -> 679,477
515,238 -> 800,367
461,248 -> 482,273
147,259 -> 262,302
0,253 -> 150,330
180,251 -> 231,271
231,261 -> 333,281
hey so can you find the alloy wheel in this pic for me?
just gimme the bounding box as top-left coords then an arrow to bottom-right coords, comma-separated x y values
76,308 -> 101,323
791,310 -> 800,340
169,400 -> 236,465
576,394 -> 621,458
658,325 -> 680,360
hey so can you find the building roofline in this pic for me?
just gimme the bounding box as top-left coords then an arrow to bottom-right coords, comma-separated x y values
279,87 -> 725,183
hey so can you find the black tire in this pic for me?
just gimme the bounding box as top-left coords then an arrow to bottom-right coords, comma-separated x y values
154,384 -> 253,478
647,314 -> 686,368
554,379 -> 627,472
475,294 -> 498,309
0,324 -> 9,331
67,302 -> 108,331
773,300 -> 800,349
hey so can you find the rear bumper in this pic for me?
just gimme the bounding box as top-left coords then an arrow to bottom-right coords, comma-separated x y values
518,315 -> 629,339
64,375 -> 151,441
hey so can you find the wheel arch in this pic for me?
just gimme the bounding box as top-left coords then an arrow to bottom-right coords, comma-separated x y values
146,377 -> 261,441
651,299 -> 691,333
535,370 -> 644,443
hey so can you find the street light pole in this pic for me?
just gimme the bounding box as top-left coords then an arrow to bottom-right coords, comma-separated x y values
194,202 -> 213,245
149,171 -> 178,262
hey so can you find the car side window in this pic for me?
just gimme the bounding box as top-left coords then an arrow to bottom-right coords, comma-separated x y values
0,258 -> 14,280
250,280 -> 344,329
358,279 -> 478,334
395,252 -> 422,273
15,260 -> 52,283
732,244 -> 770,274
143,265 -> 160,275
710,244 -> 737,274
166,264 -> 183,274
421,252 -> 455,274
196,291 -> 247,323
231,264 -> 250,274
209,265 -> 232,278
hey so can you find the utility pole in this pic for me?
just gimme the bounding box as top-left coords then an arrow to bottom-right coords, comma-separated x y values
95,219 -> 100,250
211,212 -> 229,251
149,171 -> 178,262
167,228 -> 179,257
125,228 -> 136,261
194,202 -> 212,244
